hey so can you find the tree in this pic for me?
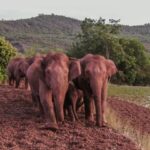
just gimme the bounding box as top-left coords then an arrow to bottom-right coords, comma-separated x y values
69,18 -> 121,58
69,18 -> 150,85
0,37 -> 16,81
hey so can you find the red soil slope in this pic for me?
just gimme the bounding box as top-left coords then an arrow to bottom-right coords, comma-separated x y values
108,97 -> 150,134
0,85 -> 139,150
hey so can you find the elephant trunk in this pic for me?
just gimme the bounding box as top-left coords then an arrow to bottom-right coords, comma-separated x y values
89,77 -> 103,127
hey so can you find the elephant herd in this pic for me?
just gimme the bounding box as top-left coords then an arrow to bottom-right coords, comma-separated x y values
7,52 -> 117,131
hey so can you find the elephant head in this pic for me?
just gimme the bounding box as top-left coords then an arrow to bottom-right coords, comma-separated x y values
69,57 -> 81,81
40,54 -> 81,88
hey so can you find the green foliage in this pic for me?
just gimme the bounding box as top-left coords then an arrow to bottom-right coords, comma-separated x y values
24,47 -> 65,57
121,24 -> 150,52
24,48 -> 37,57
69,18 -> 150,85
0,14 -> 81,52
69,18 -> 121,58
108,84 -> 150,108
0,36 -> 16,81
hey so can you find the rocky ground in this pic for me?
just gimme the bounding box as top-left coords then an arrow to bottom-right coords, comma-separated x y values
0,85 -> 141,150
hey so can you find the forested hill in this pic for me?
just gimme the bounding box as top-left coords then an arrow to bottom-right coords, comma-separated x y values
121,24 -> 150,51
0,14 -> 150,52
0,14 -> 81,52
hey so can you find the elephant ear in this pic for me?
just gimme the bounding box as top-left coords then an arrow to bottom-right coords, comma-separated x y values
106,59 -> 117,77
69,58 -> 81,81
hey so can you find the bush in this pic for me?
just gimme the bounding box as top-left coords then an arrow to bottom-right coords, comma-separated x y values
0,36 -> 16,81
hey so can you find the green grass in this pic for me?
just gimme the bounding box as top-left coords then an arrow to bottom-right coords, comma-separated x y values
108,84 -> 150,108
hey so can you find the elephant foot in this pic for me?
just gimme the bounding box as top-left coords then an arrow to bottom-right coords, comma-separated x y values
86,116 -> 94,123
102,121 -> 108,127
40,122 -> 58,131
85,120 -> 94,127
70,117 -> 76,122
96,121 -> 107,128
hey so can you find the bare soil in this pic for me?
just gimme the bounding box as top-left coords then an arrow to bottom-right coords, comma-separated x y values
108,97 -> 150,134
0,85 -> 140,150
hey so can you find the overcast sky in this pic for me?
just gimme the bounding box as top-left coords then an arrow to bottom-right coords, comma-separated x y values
0,0 -> 150,25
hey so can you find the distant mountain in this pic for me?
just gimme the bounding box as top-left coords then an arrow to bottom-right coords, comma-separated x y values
121,24 -> 150,51
0,14 -> 150,52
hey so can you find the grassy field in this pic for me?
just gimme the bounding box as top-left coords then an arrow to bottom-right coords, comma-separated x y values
108,84 -> 150,108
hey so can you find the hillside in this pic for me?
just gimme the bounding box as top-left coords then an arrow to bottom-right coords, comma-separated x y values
121,24 -> 150,51
0,14 -> 150,52
0,14 -> 81,52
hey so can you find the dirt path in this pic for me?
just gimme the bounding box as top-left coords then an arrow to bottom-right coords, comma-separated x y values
0,85 -> 139,150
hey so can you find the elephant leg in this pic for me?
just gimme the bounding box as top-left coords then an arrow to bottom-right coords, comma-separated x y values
67,105 -> 75,122
54,101 -> 64,122
53,94 -> 65,122
31,92 -> 38,107
15,75 -> 21,88
84,96 -> 90,119
91,79 -> 103,127
8,76 -> 12,85
9,75 -> 15,86
41,97 -> 58,130
39,80 -> 58,131
64,107 -> 67,117
94,94 -> 103,127
25,77 -> 28,89
37,95 -> 44,115
71,96 -> 78,121
76,97 -> 84,112
84,95 -> 94,122
12,78 -> 15,86
101,79 -> 108,125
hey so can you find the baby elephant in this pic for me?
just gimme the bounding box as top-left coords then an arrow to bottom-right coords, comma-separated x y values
64,82 -> 83,121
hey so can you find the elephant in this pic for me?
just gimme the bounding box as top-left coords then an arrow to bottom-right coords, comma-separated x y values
28,52 -> 81,131
73,54 -> 117,127
26,55 -> 45,113
7,56 -> 34,89
64,82 -> 83,122
14,57 -> 33,89
7,57 -> 23,86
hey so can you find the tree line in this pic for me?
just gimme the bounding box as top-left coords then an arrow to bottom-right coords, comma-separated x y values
68,18 -> 150,85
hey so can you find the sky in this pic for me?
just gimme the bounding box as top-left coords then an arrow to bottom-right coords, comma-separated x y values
0,0 -> 150,25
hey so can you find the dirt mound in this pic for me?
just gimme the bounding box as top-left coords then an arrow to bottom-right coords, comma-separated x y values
0,85 -> 139,150
108,97 -> 150,134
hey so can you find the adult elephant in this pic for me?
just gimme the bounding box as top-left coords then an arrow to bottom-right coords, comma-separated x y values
28,52 -> 81,131
73,54 -> 117,127
27,55 -> 45,113
14,57 -> 33,89
7,56 -> 34,88
7,57 -> 22,86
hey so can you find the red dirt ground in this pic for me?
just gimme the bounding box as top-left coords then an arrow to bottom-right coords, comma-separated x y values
0,85 -> 140,150
108,97 -> 150,135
